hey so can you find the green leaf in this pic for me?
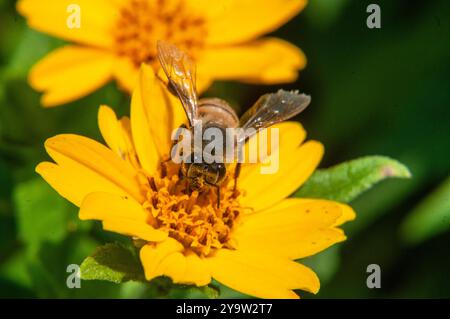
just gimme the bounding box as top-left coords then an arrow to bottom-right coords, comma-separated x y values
198,284 -> 220,299
80,243 -> 145,284
13,178 -> 71,252
296,156 -> 411,202
119,281 -> 150,299
400,175 -> 450,245
165,283 -> 221,299
182,284 -> 220,299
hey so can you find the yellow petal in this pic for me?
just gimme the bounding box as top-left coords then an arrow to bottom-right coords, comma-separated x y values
206,249 -> 319,299
79,191 -> 146,221
156,66 -> 212,101
98,105 -> 126,156
196,75 -> 214,95
17,0 -> 118,48
205,0 -> 307,45
98,105 -> 137,167
139,238 -> 183,280
130,68 -> 160,174
155,252 -> 212,286
29,46 -> 114,107
239,121 -> 306,181
79,192 -> 167,242
140,240 -> 212,286
198,38 -> 305,84
156,252 -> 211,286
153,251 -> 187,283
131,65 -> 187,173
234,198 -> 352,259
113,57 -> 139,93
36,134 -> 143,207
334,203 -> 357,226
240,140 -> 324,212
181,252 -> 212,286
103,219 -> 167,242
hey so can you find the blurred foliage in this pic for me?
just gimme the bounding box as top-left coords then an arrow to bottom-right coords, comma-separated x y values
401,175 -> 450,245
0,0 -> 449,298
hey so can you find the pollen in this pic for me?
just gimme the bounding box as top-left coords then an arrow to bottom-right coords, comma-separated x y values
139,161 -> 242,257
114,0 -> 207,67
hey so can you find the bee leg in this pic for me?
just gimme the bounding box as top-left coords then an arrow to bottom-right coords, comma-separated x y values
233,163 -> 241,194
216,185 -> 221,209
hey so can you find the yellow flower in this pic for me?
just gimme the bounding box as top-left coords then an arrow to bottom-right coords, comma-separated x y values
18,0 -> 308,107
36,65 -> 355,299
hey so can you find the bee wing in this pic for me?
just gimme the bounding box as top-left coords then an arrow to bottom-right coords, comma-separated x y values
157,40 -> 198,126
239,90 -> 311,143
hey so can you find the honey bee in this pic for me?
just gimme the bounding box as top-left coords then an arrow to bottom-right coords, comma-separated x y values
157,41 -> 311,206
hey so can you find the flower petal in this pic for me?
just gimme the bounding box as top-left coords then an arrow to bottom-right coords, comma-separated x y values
131,65 -> 187,173
204,0 -> 307,45
79,192 -> 146,221
80,192 -> 167,242
140,237 -> 211,286
334,203 -> 357,226
181,252 -> 212,286
239,121 -> 306,181
240,140 -> 324,212
17,0 -> 118,48
234,198 -> 354,260
98,105 -> 127,156
198,38 -> 306,84
206,249 -> 319,299
130,68 -> 161,174
29,46 -> 114,107
36,134 -> 143,207
113,57 -> 139,93
140,239 -> 184,281
98,105 -> 139,168
103,219 -> 167,242
140,239 -> 212,286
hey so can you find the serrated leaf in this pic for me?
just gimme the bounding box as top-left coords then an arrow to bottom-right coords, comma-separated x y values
165,283 -> 221,299
198,284 -> 220,299
400,175 -> 450,245
296,156 -> 411,202
13,178 -> 71,251
80,243 -> 145,284
185,284 -> 220,299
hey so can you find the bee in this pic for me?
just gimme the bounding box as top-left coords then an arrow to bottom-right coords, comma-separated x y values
157,41 -> 311,206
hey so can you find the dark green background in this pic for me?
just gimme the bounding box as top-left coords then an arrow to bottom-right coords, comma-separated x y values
0,0 -> 449,298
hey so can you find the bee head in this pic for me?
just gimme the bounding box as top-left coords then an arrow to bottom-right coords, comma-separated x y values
185,161 -> 226,189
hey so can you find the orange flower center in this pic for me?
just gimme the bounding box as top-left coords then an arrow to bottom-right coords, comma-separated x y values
114,0 -> 207,67
139,162 -> 243,257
